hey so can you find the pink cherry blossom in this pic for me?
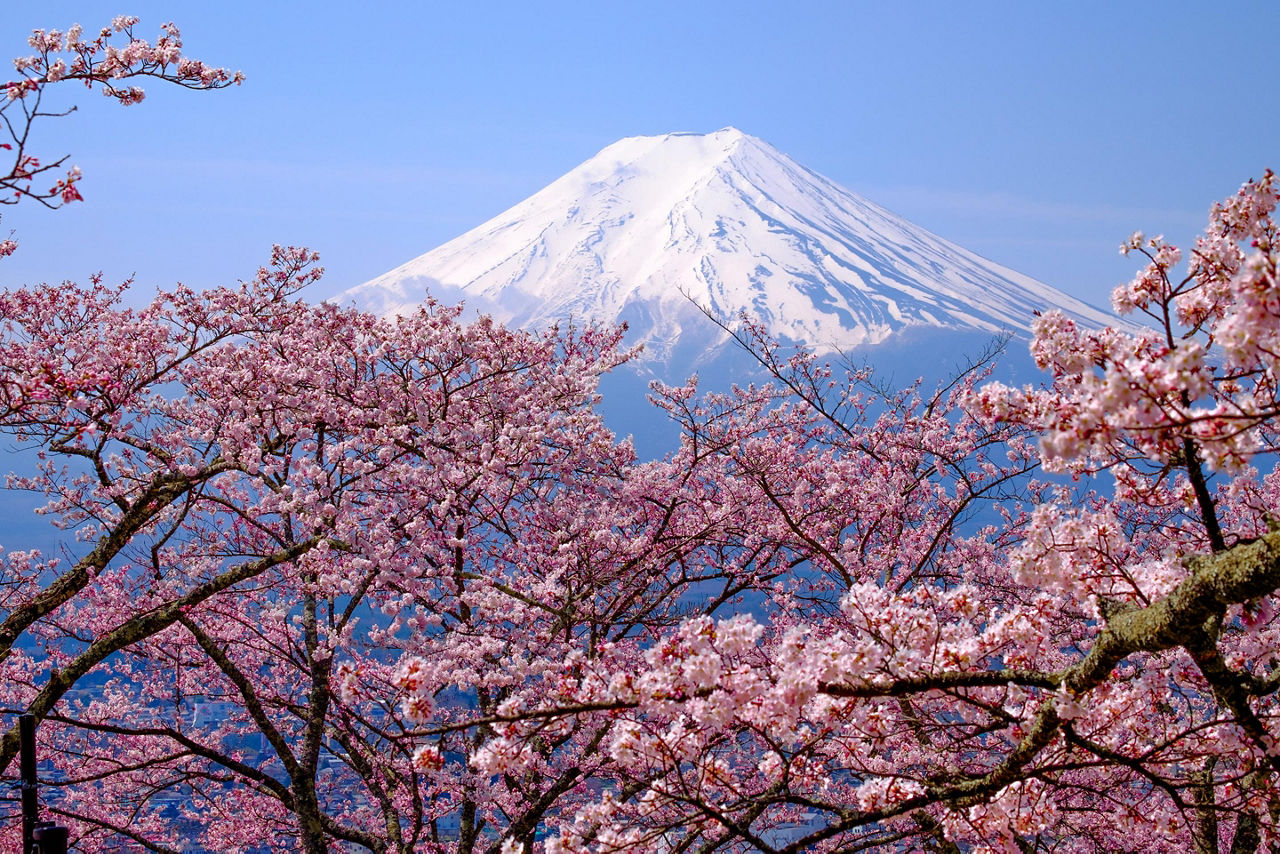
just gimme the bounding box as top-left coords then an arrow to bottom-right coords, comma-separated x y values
2,17 -> 1280,851
0,17 -> 241,256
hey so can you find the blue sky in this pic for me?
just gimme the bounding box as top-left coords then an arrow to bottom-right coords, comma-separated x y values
2,1 -> 1277,310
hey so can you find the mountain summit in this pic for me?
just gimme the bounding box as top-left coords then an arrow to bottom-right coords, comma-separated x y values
343,128 -> 1118,363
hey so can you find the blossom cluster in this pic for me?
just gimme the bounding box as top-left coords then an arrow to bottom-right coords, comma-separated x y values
973,171 -> 1279,476
0,17 -> 241,255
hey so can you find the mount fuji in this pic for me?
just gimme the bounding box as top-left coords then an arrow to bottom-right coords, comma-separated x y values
341,128 -> 1121,370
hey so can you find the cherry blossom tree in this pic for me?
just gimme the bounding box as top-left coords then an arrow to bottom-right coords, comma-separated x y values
390,332 -> 1043,854
6,15 -> 1280,854
388,171 -> 1280,853
0,16 -> 707,852
19,287 -> 869,851
0,16 -> 242,257
0,240 -> 657,851
20,167 -> 1279,850
28,307 -> 1035,852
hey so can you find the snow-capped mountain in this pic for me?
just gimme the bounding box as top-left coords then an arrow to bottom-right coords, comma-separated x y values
342,128 -> 1119,365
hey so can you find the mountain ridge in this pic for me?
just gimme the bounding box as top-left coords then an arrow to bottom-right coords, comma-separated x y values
341,128 -> 1123,365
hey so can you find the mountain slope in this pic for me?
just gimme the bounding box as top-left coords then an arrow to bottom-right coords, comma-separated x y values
342,128 -> 1120,364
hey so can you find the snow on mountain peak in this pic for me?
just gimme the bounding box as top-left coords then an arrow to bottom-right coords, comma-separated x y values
341,129 -> 1121,364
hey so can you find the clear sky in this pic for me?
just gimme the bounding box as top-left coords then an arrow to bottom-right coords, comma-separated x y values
2,1 -> 1277,311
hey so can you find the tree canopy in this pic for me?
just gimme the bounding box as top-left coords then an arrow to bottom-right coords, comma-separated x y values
3,15 -> 1280,854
